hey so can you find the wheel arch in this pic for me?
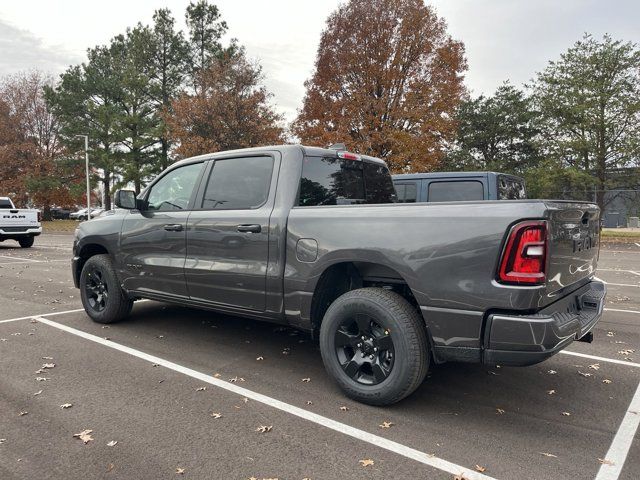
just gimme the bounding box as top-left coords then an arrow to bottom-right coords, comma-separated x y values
73,242 -> 110,286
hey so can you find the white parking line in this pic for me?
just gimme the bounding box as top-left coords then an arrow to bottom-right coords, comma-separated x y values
33,315 -> 494,480
560,350 -> 640,368
599,269 -> 640,277
0,308 -> 85,324
0,254 -> 40,263
0,259 -> 69,266
595,381 -> 640,480
635,243 -> 640,248
604,308 -> 640,314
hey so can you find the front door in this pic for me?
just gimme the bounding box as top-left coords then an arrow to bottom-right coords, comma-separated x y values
185,155 -> 277,311
119,161 -> 205,298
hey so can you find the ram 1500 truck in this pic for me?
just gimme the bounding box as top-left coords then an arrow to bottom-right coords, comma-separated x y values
72,145 -> 605,405
0,196 -> 41,248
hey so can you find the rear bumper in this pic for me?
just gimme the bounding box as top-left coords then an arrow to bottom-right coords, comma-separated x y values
0,226 -> 41,237
483,279 -> 606,366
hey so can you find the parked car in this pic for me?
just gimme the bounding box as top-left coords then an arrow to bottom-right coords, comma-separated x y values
70,208 -> 103,221
392,171 -> 526,203
71,145 -> 605,405
0,196 -> 41,248
50,207 -> 71,220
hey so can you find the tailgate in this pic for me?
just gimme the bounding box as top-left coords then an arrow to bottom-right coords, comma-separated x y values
0,209 -> 39,227
545,201 -> 600,293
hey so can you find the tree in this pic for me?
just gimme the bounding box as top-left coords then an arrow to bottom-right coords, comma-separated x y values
532,34 -> 640,210
1,72 -> 82,215
148,8 -> 189,170
445,83 -> 541,174
166,50 -> 284,158
185,0 -> 229,86
292,0 -> 467,172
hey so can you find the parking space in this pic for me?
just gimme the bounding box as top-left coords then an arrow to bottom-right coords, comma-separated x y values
1,234 -> 639,479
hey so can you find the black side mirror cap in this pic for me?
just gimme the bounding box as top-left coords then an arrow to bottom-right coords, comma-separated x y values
114,190 -> 137,209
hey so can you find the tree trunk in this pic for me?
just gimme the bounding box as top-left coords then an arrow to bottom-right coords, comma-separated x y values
161,137 -> 169,171
42,204 -> 52,222
103,171 -> 112,211
596,154 -> 606,213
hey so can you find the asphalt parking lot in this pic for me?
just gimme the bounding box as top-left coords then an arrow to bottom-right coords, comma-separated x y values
1,234 -> 639,480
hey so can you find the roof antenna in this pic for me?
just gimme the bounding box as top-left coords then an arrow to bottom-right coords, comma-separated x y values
328,143 -> 346,151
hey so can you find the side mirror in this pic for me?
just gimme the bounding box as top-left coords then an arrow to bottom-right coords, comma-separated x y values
114,190 -> 137,209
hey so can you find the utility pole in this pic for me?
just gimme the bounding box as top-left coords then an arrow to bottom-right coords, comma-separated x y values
75,135 -> 91,219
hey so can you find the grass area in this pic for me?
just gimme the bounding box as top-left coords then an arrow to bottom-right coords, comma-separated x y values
601,228 -> 640,242
42,219 -> 79,233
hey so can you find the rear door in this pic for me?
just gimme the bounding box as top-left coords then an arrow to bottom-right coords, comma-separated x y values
119,161 -> 205,298
184,154 -> 278,311
545,201 -> 601,293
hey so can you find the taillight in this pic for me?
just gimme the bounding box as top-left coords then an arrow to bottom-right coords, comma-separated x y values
498,220 -> 547,285
337,151 -> 360,161
37,210 -> 42,222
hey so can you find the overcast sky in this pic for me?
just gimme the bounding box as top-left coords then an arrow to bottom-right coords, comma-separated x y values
1,0 -> 639,122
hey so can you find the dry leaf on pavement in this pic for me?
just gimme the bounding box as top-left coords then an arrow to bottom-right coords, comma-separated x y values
359,459 -> 374,467
379,421 -> 394,429
547,390 -> 556,395
547,370 -> 557,375
107,440 -> 118,447
256,356 -> 264,361
196,387 -> 207,391
340,406 -> 349,411
561,412 -> 571,416
603,379 -> 612,384
302,378 -> 311,382
176,467 -> 185,474
539,452 -> 557,458
588,363 -> 600,370
578,371 -> 592,377
42,363 -> 55,369
211,412 -> 222,419
598,458 -> 615,465
496,408 -> 505,415
475,465 -> 486,472
18,411 -> 28,416
256,425 -> 273,433
60,403 -> 73,409
73,429 -> 94,444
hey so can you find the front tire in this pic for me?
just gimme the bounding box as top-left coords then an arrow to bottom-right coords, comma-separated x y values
18,237 -> 34,248
319,288 -> 429,406
80,254 -> 132,324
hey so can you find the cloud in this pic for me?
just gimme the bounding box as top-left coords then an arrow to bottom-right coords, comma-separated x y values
0,19 -> 81,78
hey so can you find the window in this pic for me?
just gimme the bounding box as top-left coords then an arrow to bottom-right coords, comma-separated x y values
0,198 -> 14,208
146,162 -> 203,211
201,156 -> 274,210
428,181 -> 484,202
498,175 -> 526,200
395,183 -> 417,203
299,156 -> 395,206
363,162 -> 397,204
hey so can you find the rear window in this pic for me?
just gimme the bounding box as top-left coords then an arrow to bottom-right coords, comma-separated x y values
498,175 -> 526,200
299,156 -> 395,206
428,181 -> 484,202
0,199 -> 13,208
395,183 -> 417,203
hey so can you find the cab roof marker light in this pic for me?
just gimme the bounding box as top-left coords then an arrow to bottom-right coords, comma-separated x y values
337,151 -> 361,161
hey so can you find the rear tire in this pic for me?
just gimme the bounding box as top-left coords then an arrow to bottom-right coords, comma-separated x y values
18,237 -> 34,248
319,287 -> 429,406
80,254 -> 132,324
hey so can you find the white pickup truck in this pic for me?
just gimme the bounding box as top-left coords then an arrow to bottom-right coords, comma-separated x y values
0,197 -> 41,248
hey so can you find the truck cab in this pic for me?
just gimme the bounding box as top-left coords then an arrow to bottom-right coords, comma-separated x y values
392,171 -> 526,203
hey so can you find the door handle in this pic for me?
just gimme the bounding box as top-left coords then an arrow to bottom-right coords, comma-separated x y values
237,224 -> 261,233
163,224 -> 183,232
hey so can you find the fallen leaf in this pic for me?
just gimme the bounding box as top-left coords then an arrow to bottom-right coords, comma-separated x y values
306,401 -> 313,405
359,459 -> 374,467
106,463 -> 114,473
301,378 -> 311,382
606,331 -> 614,337
454,475 -> 470,480
107,440 -> 118,447
196,387 -> 207,392
539,452 -> 557,458
213,373 -> 221,378
618,349 -> 635,356
60,403 -> 73,409
578,371 -> 592,377
33,390 -> 42,396
598,458 -> 615,466
588,363 -> 600,370
0,438 -> 5,445
152,363 -> 159,367
547,390 -> 556,395
35,377 -> 50,382
211,412 -> 222,419
175,467 -> 185,474
73,429 -> 94,444
603,379 -> 612,384
496,408 -> 505,415
548,370 -> 557,375
18,411 -> 28,416
339,406 -> 349,411
475,465 -> 486,472
562,412 -> 571,416
256,356 -> 264,361
379,421 -> 394,429
256,425 -> 273,433
42,363 -> 55,369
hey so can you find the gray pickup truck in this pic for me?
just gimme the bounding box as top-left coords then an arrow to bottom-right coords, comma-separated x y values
72,145 -> 605,405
